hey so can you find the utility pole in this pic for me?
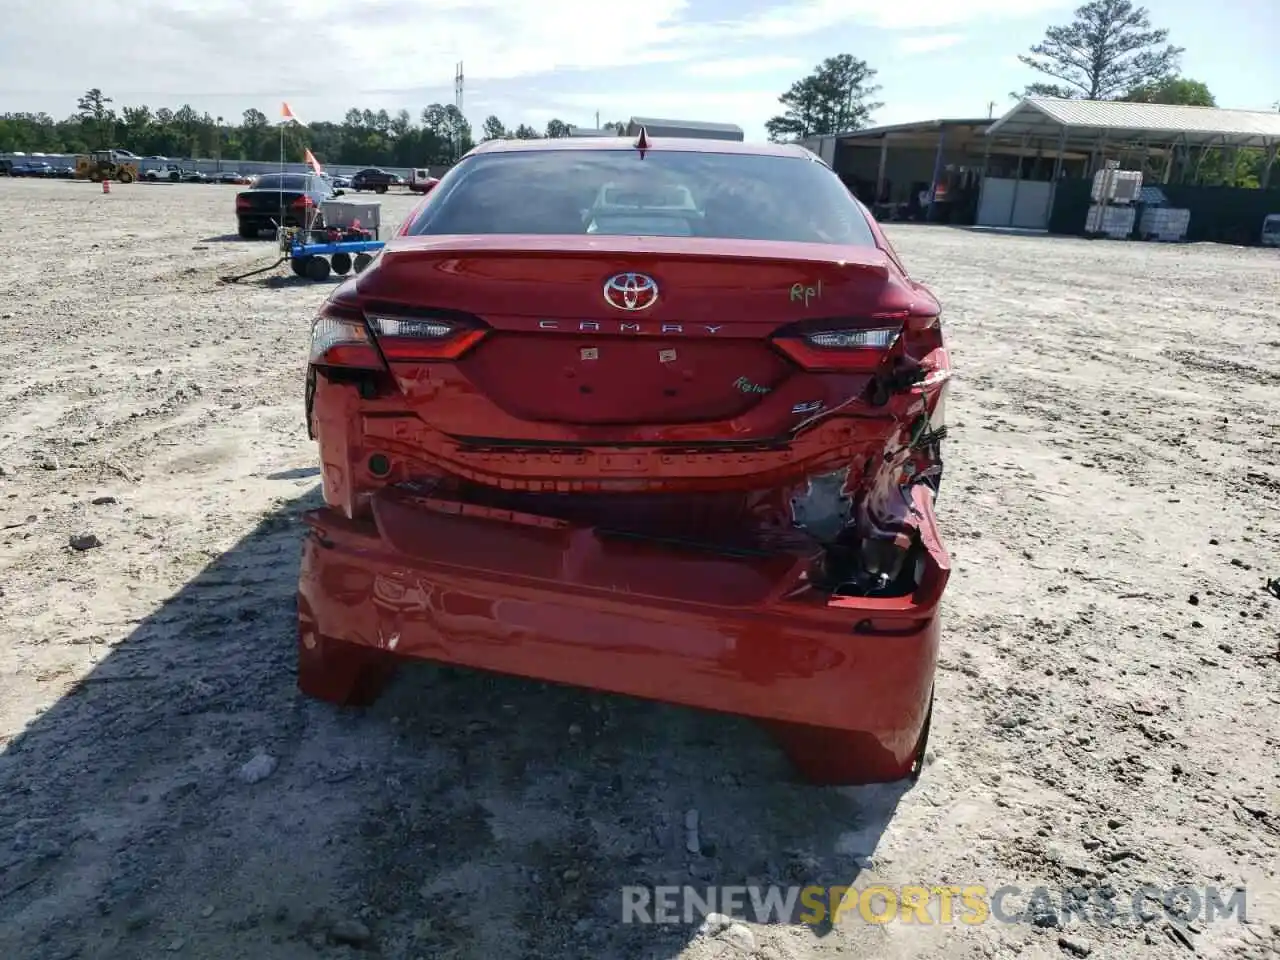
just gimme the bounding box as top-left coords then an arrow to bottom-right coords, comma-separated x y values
988,101 -> 996,119
454,61 -> 465,162
595,111 -> 600,130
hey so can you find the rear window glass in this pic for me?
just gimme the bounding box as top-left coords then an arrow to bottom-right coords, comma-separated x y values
407,149 -> 876,245
253,174 -> 314,190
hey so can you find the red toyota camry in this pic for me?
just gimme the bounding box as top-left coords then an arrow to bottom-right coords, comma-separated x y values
298,133 -> 952,785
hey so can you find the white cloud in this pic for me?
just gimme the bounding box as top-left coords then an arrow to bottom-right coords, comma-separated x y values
0,0 -> 703,100
0,0 -> 1071,136
897,34 -> 965,54
681,56 -> 807,79
715,0 -> 1068,38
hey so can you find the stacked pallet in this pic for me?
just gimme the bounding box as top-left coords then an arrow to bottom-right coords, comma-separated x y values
1091,168 -> 1143,204
1085,204 -> 1137,239
1139,206 -> 1191,242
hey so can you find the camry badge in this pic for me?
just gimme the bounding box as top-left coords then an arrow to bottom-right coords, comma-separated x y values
603,272 -> 659,312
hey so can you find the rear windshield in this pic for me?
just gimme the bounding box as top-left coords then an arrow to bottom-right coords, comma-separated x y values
406,149 -> 877,245
253,174 -> 317,191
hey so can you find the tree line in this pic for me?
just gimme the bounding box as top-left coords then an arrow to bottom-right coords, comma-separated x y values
0,87 -> 624,167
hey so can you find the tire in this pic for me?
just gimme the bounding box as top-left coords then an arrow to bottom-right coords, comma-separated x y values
118,171 -> 134,184
304,256 -> 332,282
238,220 -> 258,239
330,252 -> 352,275
297,600 -> 395,707
375,185 -> 387,194
353,253 -> 373,273
908,688 -> 934,783
169,172 -> 180,182
291,256 -> 309,277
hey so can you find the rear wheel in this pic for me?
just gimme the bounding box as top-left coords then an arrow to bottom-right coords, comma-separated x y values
768,686 -> 935,786
291,256 -> 309,277
353,253 -> 373,273
238,220 -> 258,239
297,602 -> 396,707
375,185 -> 387,194
118,170 -> 134,184
908,689 -> 934,783
305,256 -> 332,282
331,252 -> 352,275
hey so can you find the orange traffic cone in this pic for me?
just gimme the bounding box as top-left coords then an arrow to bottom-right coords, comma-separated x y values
102,180 -> 111,194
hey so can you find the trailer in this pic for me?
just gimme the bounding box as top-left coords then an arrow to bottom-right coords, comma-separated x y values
286,235 -> 384,281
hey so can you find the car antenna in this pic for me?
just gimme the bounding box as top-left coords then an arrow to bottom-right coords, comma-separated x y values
633,126 -> 650,156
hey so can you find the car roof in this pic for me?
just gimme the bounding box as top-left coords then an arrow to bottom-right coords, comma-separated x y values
468,137 -> 816,160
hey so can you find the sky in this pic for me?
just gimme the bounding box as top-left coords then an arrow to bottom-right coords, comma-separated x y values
1,0 -> 1277,140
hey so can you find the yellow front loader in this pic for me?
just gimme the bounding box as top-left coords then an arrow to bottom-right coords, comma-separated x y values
75,151 -> 139,183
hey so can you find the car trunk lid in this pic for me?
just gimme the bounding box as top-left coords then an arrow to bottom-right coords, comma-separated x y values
353,235 -> 914,427
237,189 -> 309,214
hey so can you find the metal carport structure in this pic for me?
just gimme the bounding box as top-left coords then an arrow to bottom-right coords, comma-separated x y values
986,98 -> 1280,189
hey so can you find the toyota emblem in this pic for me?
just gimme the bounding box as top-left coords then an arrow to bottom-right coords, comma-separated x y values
603,272 -> 659,311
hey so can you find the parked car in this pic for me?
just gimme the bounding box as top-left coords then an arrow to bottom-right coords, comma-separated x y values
1261,213 -> 1280,248
235,172 -> 340,238
56,166 -> 76,178
12,161 -> 54,177
143,164 -> 183,182
181,170 -> 209,183
297,137 -> 951,786
330,175 -> 351,189
216,170 -> 248,184
350,167 -> 398,193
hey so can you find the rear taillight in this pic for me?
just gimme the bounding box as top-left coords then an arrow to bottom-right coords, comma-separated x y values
310,303 -> 381,369
366,313 -> 487,361
901,311 -> 944,356
309,301 -> 488,369
771,314 -> 907,373
292,195 -> 315,209
235,195 -> 251,210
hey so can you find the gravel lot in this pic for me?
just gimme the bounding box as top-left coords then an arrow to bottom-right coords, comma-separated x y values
0,178 -> 1277,960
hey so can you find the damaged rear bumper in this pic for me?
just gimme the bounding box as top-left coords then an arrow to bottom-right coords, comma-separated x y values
297,485 -> 949,783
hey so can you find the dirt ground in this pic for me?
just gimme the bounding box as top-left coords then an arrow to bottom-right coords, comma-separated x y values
0,178 -> 1276,960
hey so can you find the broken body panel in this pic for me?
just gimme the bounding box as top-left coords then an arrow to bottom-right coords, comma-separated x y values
298,139 -> 951,785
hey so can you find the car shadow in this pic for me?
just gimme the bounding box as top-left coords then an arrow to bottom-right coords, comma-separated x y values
266,466 -> 321,481
0,489 -> 911,960
251,275 -> 349,289
198,234 -> 252,244
948,225 -> 1050,238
